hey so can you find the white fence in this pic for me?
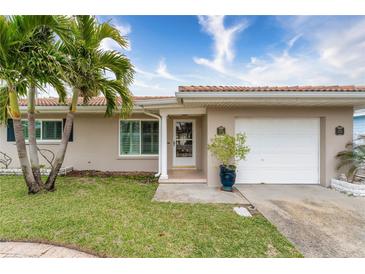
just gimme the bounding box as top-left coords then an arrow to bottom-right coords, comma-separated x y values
0,166 -> 73,176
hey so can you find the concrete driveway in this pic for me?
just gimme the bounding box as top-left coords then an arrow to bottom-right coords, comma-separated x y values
235,185 -> 365,258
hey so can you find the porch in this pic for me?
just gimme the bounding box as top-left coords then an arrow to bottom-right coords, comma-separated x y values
157,108 -> 208,184
159,169 -> 207,184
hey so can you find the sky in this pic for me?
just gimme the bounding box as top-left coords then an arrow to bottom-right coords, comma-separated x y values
55,16 -> 365,96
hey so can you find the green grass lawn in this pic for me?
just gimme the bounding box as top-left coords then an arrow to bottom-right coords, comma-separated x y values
0,175 -> 301,257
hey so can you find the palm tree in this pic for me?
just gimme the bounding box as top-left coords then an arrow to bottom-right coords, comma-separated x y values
336,135 -> 365,182
45,16 -> 134,191
15,20 -> 70,186
0,15 -> 69,193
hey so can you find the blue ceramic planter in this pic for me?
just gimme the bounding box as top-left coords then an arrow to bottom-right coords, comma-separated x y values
219,165 -> 236,192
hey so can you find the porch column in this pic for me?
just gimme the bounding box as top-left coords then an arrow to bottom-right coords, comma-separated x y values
160,113 -> 168,179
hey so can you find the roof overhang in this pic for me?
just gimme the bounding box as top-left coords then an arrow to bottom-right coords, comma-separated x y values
176,91 -> 365,107
134,97 -> 179,110
20,106 -> 134,113
18,98 -> 178,114
19,105 -> 145,114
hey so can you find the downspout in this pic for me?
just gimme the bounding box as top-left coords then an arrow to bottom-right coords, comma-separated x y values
141,107 -> 161,177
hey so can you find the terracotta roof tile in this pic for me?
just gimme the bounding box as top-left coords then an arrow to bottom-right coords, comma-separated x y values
178,85 -> 365,92
18,96 -> 173,107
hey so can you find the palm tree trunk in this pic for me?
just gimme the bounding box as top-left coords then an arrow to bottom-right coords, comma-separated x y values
45,89 -> 79,191
9,88 -> 40,194
28,85 -> 43,187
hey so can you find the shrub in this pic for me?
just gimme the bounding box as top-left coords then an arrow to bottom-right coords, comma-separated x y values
336,135 -> 365,183
208,133 -> 250,169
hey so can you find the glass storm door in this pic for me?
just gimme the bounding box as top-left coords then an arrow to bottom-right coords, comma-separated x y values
173,120 -> 196,167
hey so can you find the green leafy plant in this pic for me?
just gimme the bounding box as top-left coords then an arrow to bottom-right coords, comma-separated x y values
336,135 -> 365,183
208,133 -> 250,170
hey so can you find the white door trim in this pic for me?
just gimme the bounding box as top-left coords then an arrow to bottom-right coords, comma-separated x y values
173,119 -> 196,168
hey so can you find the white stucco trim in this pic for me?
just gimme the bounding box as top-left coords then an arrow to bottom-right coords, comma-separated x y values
160,113 -> 168,180
142,109 -> 162,177
21,118 -> 64,142
135,98 -> 177,106
160,108 -> 206,116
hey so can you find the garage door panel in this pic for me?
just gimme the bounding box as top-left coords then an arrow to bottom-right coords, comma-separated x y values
247,146 -> 318,155
244,153 -> 319,164
238,119 -> 318,133
245,136 -> 318,149
235,118 -> 320,184
237,165 -> 319,184
240,154 -> 318,168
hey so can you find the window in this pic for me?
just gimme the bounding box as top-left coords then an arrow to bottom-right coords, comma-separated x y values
120,121 -> 140,155
42,121 -> 63,140
141,121 -> 159,154
120,120 -> 159,155
22,120 -> 63,141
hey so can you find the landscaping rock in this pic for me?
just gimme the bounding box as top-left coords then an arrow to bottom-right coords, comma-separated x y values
331,178 -> 365,197
233,206 -> 252,217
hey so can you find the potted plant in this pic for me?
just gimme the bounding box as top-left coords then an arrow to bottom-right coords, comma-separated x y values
208,133 -> 250,191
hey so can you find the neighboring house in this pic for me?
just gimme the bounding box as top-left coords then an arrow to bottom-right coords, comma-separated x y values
1,85 -> 365,187
354,109 -> 365,139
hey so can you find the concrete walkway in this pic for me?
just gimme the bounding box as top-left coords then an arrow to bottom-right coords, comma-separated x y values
154,184 -> 249,204
236,185 -> 365,258
0,242 -> 96,258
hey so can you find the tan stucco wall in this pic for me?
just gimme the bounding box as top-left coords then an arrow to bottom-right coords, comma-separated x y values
206,106 -> 354,187
0,106 -> 353,184
0,113 -> 158,172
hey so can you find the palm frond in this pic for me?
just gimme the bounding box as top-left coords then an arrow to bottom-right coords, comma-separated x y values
45,77 -> 67,103
56,16 -> 134,117
0,16 -> 11,65
116,85 -> 133,118
75,16 -> 95,47
10,16 -> 70,42
102,85 -> 118,117
0,86 -> 9,124
96,21 -> 128,49
96,50 -> 134,85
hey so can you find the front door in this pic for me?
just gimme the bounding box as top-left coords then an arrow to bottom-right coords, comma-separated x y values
173,119 -> 196,167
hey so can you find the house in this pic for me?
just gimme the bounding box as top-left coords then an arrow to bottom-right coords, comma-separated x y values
1,85 -> 365,187
354,109 -> 365,138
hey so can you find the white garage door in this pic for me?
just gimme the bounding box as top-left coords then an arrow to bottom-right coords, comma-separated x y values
235,118 -> 320,184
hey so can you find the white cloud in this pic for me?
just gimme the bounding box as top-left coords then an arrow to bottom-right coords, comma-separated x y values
135,58 -> 183,82
156,58 -> 181,81
134,67 -> 156,79
100,23 -> 132,52
315,18 -> 365,78
287,33 -> 302,49
240,17 -> 365,85
240,52 -> 332,85
131,59 -> 185,96
194,15 -> 248,73
133,80 -> 163,90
